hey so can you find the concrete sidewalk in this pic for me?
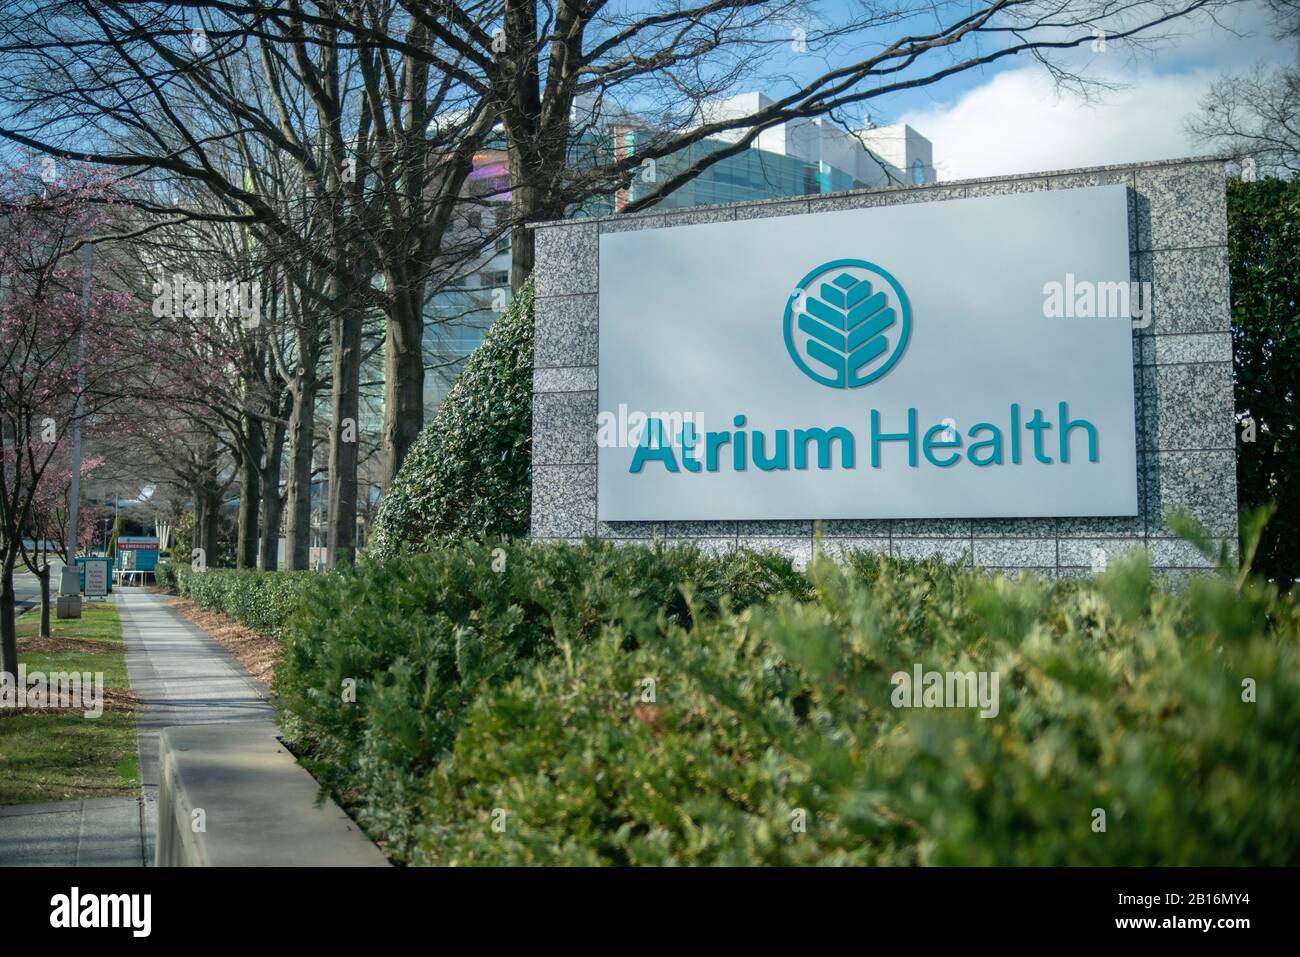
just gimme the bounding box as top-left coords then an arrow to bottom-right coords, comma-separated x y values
119,589 -> 275,864
1,590 -> 274,867
0,798 -> 145,866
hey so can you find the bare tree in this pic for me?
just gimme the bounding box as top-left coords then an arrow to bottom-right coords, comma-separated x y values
1187,1 -> 1300,174
0,1 -> 492,559
108,188 -> 284,569
368,1 -> 1234,287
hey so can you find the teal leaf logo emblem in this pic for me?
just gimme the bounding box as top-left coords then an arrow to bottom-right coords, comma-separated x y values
783,259 -> 911,388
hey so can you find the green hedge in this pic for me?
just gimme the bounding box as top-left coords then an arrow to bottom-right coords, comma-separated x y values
369,279 -> 535,558
154,561 -> 178,590
276,534 -> 1300,866
274,539 -> 809,858
416,551 -> 1300,865
167,565 -> 317,641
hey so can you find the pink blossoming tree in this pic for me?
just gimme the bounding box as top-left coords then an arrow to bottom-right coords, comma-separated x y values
0,162 -> 139,676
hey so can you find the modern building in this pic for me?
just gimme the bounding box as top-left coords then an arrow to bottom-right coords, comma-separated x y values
684,91 -> 934,195
422,95 -> 936,411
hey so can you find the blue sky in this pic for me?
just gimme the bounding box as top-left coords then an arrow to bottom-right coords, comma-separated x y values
2,2 -> 1290,182
749,0 -> 1294,179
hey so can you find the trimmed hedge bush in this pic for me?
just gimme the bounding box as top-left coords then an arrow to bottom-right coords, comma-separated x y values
274,539 -> 809,858
276,534 -> 1300,866
166,565 -> 317,641
369,279 -> 535,558
415,550 -> 1300,865
154,561 -> 178,590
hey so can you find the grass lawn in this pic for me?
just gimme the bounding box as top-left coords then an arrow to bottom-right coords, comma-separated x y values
0,600 -> 139,804
18,600 -> 125,645
0,713 -> 138,804
15,651 -> 130,687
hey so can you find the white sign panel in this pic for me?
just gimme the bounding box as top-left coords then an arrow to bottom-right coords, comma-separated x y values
83,559 -> 109,597
597,185 -> 1139,521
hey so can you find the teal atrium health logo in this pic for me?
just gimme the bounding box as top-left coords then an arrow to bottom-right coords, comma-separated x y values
783,259 -> 911,388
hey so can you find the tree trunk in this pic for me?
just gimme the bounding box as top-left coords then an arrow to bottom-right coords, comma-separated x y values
192,446 -> 221,567
284,377 -> 317,570
37,564 -> 50,638
201,482 -> 220,566
191,479 -> 206,567
505,0 -> 544,293
237,414 -> 263,569
508,140 -> 566,293
380,298 -> 424,491
258,417 -> 287,570
510,215 -> 534,293
1,559 -> 16,678
327,301 -> 362,567
190,477 -> 215,568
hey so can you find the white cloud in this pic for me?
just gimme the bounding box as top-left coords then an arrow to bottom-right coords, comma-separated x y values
900,64 -> 1224,181
891,0 -> 1295,179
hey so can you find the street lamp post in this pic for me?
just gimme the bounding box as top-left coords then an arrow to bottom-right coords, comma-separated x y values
57,243 -> 91,616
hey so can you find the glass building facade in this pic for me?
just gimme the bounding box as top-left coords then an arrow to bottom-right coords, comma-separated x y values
621,132 -> 861,210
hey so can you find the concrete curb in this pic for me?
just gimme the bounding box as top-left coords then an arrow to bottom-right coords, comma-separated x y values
156,722 -> 390,867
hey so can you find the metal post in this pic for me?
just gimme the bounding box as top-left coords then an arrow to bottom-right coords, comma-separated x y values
59,243 -> 91,599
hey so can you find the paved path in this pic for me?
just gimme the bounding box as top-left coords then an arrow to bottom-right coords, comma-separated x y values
12,564 -> 60,617
0,590 -> 274,866
0,799 -> 145,866
119,590 -> 275,864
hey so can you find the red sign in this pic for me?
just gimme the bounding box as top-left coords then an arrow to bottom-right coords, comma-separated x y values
116,537 -> 159,551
